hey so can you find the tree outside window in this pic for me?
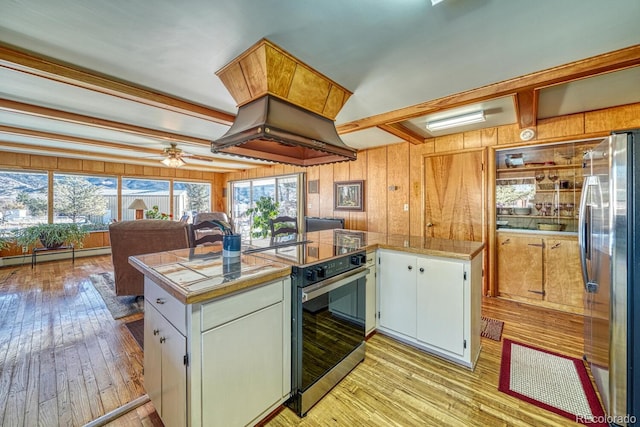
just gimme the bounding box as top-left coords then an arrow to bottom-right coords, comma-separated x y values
53,175 -> 109,225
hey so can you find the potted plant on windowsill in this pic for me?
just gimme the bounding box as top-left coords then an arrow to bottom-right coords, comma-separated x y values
13,223 -> 89,250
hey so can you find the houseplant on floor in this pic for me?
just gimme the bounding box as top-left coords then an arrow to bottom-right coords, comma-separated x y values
14,223 -> 89,250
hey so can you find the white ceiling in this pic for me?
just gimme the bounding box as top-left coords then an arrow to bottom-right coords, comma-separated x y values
1,0 -> 639,171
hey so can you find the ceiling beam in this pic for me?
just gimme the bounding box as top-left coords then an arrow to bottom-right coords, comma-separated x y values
514,89 -> 538,129
338,43 -> 640,134
0,98 -> 214,147
0,43 -> 235,126
0,125 -> 259,171
377,123 -> 425,145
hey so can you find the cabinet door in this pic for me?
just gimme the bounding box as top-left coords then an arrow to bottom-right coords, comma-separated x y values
544,238 -> 583,309
144,304 -> 163,416
201,303 -> 283,427
497,234 -> 544,300
416,257 -> 465,356
365,253 -> 377,335
160,319 -> 187,427
378,251 -> 416,337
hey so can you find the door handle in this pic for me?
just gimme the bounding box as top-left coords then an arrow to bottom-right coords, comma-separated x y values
160,337 -> 166,344
408,265 -> 413,270
156,298 -> 165,305
153,329 -> 159,336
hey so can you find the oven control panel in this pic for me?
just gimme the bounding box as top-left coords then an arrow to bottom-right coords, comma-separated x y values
292,250 -> 366,287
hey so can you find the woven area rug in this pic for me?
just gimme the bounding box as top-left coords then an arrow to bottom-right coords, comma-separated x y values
481,316 -> 504,341
499,339 -> 606,426
125,319 -> 144,350
88,272 -> 144,319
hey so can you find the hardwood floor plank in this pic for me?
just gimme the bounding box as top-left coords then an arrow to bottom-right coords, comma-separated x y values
0,255 -> 592,426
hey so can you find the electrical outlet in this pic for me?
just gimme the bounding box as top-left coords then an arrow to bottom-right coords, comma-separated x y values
22,246 -> 28,253
403,204 -> 409,211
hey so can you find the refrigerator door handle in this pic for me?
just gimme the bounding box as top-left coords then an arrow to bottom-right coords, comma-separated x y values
578,175 -> 595,289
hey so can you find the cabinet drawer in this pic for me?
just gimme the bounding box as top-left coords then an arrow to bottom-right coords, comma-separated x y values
201,280 -> 284,331
144,277 -> 186,335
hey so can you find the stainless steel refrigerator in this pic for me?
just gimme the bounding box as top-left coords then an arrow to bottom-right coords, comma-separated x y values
580,129 -> 639,426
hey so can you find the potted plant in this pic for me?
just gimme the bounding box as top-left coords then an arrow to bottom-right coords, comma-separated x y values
13,223 -> 89,250
245,196 -> 280,238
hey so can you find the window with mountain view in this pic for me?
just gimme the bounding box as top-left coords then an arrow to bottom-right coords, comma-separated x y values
173,181 -> 211,222
0,170 -> 49,234
122,178 -> 171,221
53,173 -> 116,229
229,173 -> 304,238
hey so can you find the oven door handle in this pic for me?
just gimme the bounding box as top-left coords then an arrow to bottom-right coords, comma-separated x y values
301,266 -> 368,302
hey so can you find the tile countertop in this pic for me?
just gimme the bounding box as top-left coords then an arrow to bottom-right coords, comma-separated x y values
129,246 -> 291,305
129,231 -> 485,305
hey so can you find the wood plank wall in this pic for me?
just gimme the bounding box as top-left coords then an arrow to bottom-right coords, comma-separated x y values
223,102 -> 640,234
0,154 -> 226,213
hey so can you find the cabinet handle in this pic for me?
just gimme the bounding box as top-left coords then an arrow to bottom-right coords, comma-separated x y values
160,337 -> 166,344
408,265 -> 413,270
153,329 -> 159,336
419,267 -> 425,273
426,222 -> 434,227
156,298 -> 165,304
550,243 -> 561,249
501,239 -> 510,245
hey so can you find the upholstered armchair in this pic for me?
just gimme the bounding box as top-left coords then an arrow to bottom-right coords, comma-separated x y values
109,220 -> 191,296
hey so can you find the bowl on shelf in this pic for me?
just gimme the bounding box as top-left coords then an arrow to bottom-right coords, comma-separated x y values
513,207 -> 531,215
496,220 -> 509,228
537,223 -> 565,231
497,208 -> 512,215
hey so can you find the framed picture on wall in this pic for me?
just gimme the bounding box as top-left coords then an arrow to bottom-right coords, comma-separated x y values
334,180 -> 364,211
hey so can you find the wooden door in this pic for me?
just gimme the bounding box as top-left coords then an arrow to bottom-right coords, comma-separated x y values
497,233 -> 544,300
544,237 -> 584,311
424,151 -> 484,241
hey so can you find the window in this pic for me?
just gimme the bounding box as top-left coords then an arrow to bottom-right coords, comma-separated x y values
122,178 -> 171,221
0,170 -> 48,234
173,181 -> 211,222
53,173 -> 116,229
229,173 -> 305,238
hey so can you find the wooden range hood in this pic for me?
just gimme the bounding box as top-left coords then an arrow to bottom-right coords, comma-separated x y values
212,39 -> 357,166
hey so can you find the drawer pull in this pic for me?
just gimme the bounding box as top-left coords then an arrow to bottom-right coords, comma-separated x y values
419,267 -> 425,273
408,265 -> 413,271
160,337 -> 166,344
551,243 -> 561,249
156,298 -> 165,304
501,239 -> 510,245
153,329 -> 159,336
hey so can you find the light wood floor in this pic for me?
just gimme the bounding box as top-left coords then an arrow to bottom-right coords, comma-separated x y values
0,255 -> 589,426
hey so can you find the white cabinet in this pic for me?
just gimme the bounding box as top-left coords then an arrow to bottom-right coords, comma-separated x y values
143,276 -> 291,427
416,257 -> 465,356
144,287 -> 187,427
365,251 -> 377,335
378,250 -> 417,337
377,249 -> 482,369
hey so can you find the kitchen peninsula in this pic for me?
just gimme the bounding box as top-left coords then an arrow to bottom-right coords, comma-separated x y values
129,230 -> 484,426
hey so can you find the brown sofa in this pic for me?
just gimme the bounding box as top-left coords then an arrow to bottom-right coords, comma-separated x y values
109,220 -> 191,296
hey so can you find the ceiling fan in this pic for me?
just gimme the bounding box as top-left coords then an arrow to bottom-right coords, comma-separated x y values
159,143 -> 213,167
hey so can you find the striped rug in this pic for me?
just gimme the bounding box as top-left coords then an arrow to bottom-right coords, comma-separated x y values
499,339 -> 606,426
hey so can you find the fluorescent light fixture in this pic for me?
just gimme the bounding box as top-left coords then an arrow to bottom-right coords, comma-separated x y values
426,110 -> 486,131
161,157 -> 185,168
431,0 -> 445,5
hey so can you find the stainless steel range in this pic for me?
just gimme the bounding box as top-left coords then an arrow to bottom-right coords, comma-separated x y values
243,232 -> 368,416
288,249 -> 367,416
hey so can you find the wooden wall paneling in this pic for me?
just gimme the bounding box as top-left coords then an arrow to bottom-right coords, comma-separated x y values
409,143 -> 431,237
487,147 -> 497,296
82,160 -> 105,173
585,102 -> 640,133
174,168 -> 190,179
159,167 -> 176,177
306,166 -> 320,218
348,153 -> 367,230
143,166 -> 161,177
318,164 -> 334,218
386,143 -> 410,235
537,113 -> 585,140
481,128 -> 498,147
124,164 -> 144,176
332,161 -> 350,226
213,173 -> 226,212
187,170 -> 203,180
0,151 -> 30,167
496,124 -> 522,145
57,157 -> 83,171
462,130 -> 482,149
104,162 -> 125,174
434,134 -> 464,153
366,146 -> 388,234
30,155 -> 57,169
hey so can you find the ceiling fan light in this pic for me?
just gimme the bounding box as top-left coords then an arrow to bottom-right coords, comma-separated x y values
426,110 -> 486,131
161,157 -> 185,168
